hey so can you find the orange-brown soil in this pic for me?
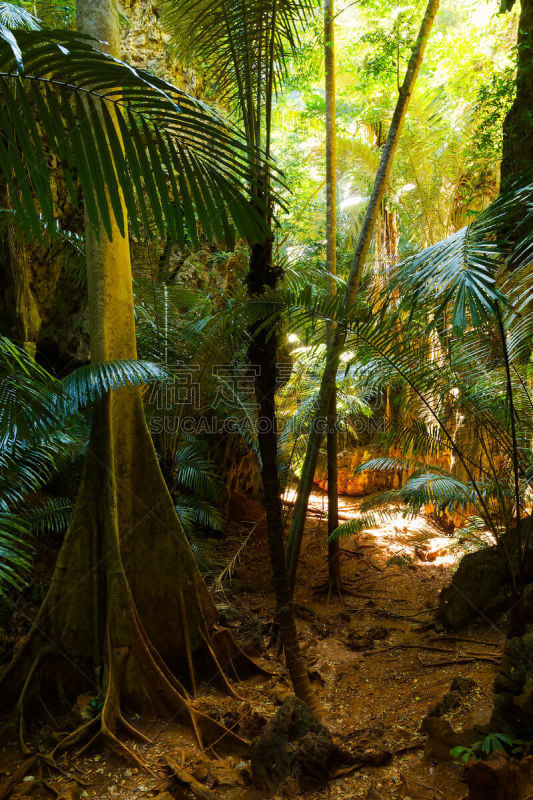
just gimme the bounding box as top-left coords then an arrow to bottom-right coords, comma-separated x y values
0,493 -> 504,799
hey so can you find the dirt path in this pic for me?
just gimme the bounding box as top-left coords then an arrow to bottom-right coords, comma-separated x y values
233,492 -> 503,799
0,493 -> 504,799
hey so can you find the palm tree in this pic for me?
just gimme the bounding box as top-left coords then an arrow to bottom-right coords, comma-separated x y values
285,0 -> 441,587
162,0 -> 320,712
0,30 -> 266,246
324,0 -> 340,595
315,182 -> 533,609
0,0 -> 269,762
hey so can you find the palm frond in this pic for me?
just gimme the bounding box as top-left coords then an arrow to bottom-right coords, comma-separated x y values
329,512 -> 382,542
163,0 -> 318,126
175,494 -> 225,533
355,456 -> 447,474
393,225 -> 505,334
0,512 -> 32,598
174,444 -> 223,502
0,440 -> 65,508
0,3 -> 40,30
21,496 -> 73,535
389,183 -> 533,334
59,359 -> 168,415
0,27 -> 272,245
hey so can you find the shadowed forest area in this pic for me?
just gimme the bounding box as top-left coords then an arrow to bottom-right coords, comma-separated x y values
1,0 -> 533,797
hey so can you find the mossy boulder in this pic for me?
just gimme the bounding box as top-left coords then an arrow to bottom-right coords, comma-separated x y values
490,631 -> 533,737
438,523 -> 533,629
251,697 -> 352,791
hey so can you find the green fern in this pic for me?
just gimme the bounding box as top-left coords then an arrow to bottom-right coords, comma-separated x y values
0,513 -> 32,598
0,340 -> 175,599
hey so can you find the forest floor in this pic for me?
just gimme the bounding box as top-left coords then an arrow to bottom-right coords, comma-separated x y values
0,492 -> 504,800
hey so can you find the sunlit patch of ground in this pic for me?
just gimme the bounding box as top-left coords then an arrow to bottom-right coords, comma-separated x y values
286,487 -> 478,570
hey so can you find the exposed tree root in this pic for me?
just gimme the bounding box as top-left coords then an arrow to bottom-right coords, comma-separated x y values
0,756 -> 37,800
0,753 -> 88,800
0,631 -> 249,798
166,755 -> 224,800
311,578 -> 362,600
0,578 -> 255,797
0,395 -> 264,781
3,593 -> 252,763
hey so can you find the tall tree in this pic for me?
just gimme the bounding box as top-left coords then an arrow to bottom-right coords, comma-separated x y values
163,0 -> 319,713
0,0 -> 261,762
324,0 -> 340,596
286,0 -> 440,586
500,0 -> 533,188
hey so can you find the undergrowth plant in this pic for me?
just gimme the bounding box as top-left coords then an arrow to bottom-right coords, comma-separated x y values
450,732 -> 528,764
327,183 -> 533,627
0,335 -> 167,600
266,182 -> 533,628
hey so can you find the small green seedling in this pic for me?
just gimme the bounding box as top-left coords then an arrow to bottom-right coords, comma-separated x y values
450,733 -> 528,765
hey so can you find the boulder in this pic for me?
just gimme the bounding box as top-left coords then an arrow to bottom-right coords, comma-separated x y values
438,524 -> 533,629
439,545 -> 511,628
467,751 -> 533,800
251,697 -> 352,791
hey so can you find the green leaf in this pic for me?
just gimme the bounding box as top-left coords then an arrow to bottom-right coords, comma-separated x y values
0,28 -> 276,245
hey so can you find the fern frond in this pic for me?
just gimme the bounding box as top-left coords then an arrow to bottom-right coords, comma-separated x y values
22,496 -> 73,535
0,512 -> 32,598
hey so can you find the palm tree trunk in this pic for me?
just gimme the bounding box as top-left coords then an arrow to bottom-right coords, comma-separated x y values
324,0 -> 340,594
247,239 -> 319,715
327,392 -> 340,592
286,0 -> 440,586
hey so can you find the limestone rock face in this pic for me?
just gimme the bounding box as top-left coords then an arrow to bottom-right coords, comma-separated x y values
314,447 -> 401,497
0,176 -> 89,369
120,0 -> 198,92
0,1 -> 195,370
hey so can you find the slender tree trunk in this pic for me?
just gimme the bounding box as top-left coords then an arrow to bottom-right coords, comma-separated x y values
0,0 -> 257,761
500,0 -> 533,189
324,0 -> 341,595
326,392 -> 340,592
241,5 -> 318,716
247,239 -> 319,715
286,0 -> 440,586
